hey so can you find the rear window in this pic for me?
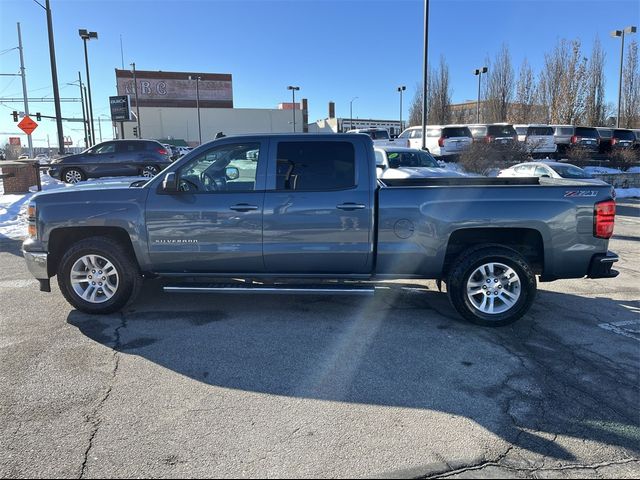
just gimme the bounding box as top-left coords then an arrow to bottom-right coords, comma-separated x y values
574,127 -> 598,138
557,127 -> 574,135
442,127 -> 471,138
552,164 -> 591,179
597,129 -> 613,139
370,130 -> 389,140
469,126 -> 487,137
487,125 -> 516,137
276,141 -> 355,191
515,127 -> 527,135
527,126 -> 554,136
613,130 -> 635,140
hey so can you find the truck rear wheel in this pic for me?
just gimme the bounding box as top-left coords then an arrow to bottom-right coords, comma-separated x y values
57,236 -> 142,314
447,246 -> 536,327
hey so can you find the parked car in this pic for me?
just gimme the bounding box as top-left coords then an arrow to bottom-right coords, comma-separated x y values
35,153 -> 50,164
611,129 -> 636,150
18,154 -> 29,160
396,125 -> 472,158
551,125 -> 600,155
596,127 -> 614,153
373,146 -> 466,179
468,124 -> 518,146
162,144 -> 180,161
498,161 -> 607,185
513,124 -> 557,158
47,139 -> 172,184
175,146 -> 193,158
346,128 -> 395,147
24,134 -> 619,327
632,129 -> 640,150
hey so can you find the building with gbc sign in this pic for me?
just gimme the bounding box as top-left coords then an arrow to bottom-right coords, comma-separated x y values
114,69 -> 304,145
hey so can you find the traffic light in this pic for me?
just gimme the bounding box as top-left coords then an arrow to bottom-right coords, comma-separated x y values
12,111 -> 18,122
36,112 -> 41,121
133,126 -> 138,138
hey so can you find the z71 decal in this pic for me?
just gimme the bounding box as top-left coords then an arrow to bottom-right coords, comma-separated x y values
564,190 -> 598,197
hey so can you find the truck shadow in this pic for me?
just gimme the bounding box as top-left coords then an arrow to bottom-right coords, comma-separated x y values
67,282 -> 640,463
0,236 -> 23,256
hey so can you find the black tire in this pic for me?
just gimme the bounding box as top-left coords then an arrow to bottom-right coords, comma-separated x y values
57,236 -> 142,314
62,167 -> 86,184
140,164 -> 160,178
446,246 -> 536,327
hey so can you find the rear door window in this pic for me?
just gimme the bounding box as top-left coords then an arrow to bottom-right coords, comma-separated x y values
276,141 -> 355,191
119,141 -> 146,153
558,127 -> 574,136
469,126 -> 487,137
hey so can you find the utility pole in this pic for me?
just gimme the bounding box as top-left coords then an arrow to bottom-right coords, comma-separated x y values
77,72 -> 88,148
17,22 -> 34,158
79,29 -> 98,146
612,26 -> 637,128
131,62 -> 141,138
44,0 -> 65,155
421,0 -> 430,150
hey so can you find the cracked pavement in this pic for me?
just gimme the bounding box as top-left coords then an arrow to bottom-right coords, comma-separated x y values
0,199 -> 638,478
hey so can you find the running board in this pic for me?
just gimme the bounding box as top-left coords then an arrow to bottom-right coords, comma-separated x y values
163,283 -> 375,296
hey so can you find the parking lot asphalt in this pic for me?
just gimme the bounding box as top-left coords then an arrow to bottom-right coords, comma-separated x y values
0,200 -> 639,479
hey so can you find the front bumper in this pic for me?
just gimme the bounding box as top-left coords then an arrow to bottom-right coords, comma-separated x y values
587,251 -> 619,279
22,250 -> 51,292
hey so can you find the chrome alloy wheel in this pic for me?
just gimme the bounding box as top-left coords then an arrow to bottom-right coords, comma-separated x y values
141,165 -> 159,178
466,262 -> 521,315
64,169 -> 83,184
70,254 -> 119,303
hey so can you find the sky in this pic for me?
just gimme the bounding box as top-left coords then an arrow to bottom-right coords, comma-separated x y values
0,0 -> 638,148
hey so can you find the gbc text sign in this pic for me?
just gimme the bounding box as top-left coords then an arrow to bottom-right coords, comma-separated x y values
109,95 -> 132,122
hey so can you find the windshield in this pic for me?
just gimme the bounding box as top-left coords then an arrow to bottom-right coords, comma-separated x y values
385,150 -> 440,168
552,164 -> 592,179
575,127 -> 598,138
368,130 -> 389,140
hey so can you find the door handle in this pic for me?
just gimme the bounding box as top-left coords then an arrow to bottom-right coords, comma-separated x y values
336,203 -> 366,210
230,204 -> 259,212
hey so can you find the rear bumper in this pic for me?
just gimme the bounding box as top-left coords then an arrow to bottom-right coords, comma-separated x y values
587,251 -> 619,279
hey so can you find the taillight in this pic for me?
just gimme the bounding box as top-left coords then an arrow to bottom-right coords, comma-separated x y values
485,135 -> 494,143
438,137 -> 445,147
158,148 -> 168,155
27,203 -> 37,238
611,138 -> 617,146
570,135 -> 580,144
594,199 -> 615,239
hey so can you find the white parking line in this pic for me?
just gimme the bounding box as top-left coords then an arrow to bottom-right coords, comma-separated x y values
598,320 -> 640,342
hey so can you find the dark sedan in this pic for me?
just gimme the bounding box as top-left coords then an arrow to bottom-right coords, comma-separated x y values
48,140 -> 172,184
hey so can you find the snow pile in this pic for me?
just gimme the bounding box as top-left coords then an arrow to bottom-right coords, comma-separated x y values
626,166 -> 640,174
584,166 -> 624,175
615,188 -> 640,199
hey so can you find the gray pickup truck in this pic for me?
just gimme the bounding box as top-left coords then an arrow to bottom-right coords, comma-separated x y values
22,134 -> 619,326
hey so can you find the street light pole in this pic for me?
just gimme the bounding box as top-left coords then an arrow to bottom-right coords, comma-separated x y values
287,85 -> 300,132
612,26 -> 637,128
189,75 -> 202,144
349,97 -> 358,130
130,62 -> 141,138
473,67 -> 488,123
74,72 -> 88,148
421,0 -> 430,150
397,86 -> 406,134
79,29 -> 97,146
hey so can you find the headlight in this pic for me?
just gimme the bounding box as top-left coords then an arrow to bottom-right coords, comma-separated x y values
27,203 -> 37,238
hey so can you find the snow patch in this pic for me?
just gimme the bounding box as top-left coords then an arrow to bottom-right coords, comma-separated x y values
615,188 -> 640,199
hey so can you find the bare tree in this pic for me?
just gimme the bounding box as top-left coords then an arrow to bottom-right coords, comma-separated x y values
584,36 -> 607,126
408,81 -> 424,127
484,45 -> 515,123
539,40 -> 567,123
622,39 -> 640,128
428,56 -> 452,124
513,58 -> 537,123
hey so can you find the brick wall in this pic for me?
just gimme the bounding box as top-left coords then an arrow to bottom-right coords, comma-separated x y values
1,162 -> 39,194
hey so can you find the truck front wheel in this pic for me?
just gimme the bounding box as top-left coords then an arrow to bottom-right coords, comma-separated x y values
57,237 -> 142,314
447,246 -> 536,327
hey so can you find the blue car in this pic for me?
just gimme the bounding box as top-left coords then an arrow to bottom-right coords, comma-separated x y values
48,139 -> 172,184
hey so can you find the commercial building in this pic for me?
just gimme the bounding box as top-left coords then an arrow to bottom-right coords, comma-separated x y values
114,69 -> 304,145
308,102 -> 404,136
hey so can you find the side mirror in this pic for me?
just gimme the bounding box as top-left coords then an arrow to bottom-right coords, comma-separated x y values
162,172 -> 178,192
225,166 -> 240,180
540,174 -> 551,178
